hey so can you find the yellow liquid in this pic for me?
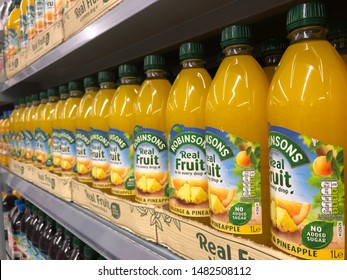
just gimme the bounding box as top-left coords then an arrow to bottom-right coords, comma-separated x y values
16,104 -> 26,161
34,99 -> 47,168
268,38 -> 347,260
25,102 -> 39,163
0,117 -> 4,165
20,0 -> 28,48
263,65 -> 276,82
166,63 -> 212,223
108,81 -> 140,198
75,87 -> 99,184
7,5 -> 20,59
52,94 -> 68,174
19,103 -> 31,161
340,53 -> 347,65
60,92 -> 83,177
133,74 -> 171,205
4,117 -> 10,166
206,52 -> 270,246
9,108 -> 18,159
90,85 -> 115,190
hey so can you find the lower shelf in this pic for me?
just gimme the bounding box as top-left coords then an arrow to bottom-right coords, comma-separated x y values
1,167 -> 181,260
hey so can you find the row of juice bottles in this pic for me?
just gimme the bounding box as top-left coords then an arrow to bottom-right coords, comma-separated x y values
2,190 -> 104,260
1,2 -> 347,260
0,0 -> 76,60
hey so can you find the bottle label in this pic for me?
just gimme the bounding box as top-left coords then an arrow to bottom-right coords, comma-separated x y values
8,230 -> 22,260
35,0 -> 46,33
18,233 -> 29,260
52,128 -> 61,172
11,132 -> 17,157
36,252 -> 48,260
133,126 -> 169,205
168,125 -> 209,217
35,129 -> 51,168
269,125 -> 345,260
60,129 -> 76,176
20,130 -> 27,160
45,0 -> 56,26
25,130 -> 34,162
7,28 -> 19,59
16,132 -> 22,159
55,0 -> 67,20
26,240 -> 39,260
109,128 -> 135,196
91,128 -> 110,188
20,14 -> 28,49
76,128 -> 92,183
5,132 -> 10,157
205,126 -> 262,235
27,5 -> 36,41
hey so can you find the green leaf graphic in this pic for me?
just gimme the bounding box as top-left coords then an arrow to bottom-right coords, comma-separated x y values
331,158 -> 340,179
250,152 -> 257,167
246,146 -> 252,156
336,150 -> 344,165
326,150 -> 333,162
254,146 -> 260,158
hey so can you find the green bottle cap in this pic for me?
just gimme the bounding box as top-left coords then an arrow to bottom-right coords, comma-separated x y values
143,55 -> 166,71
98,71 -> 116,83
39,91 -> 47,100
83,76 -> 99,88
19,98 -> 26,105
286,2 -> 327,33
327,21 -> 347,41
83,245 -> 97,259
68,81 -> 84,91
56,223 -> 63,231
31,205 -> 38,214
13,99 -> 18,106
179,42 -> 205,61
45,215 -> 53,223
26,96 -> 32,103
221,25 -> 252,48
31,94 -> 39,101
97,255 -> 107,260
59,84 -> 69,95
47,88 -> 59,97
72,236 -> 83,248
14,0 -> 21,6
261,38 -> 288,57
25,200 -> 31,209
37,209 -> 45,218
64,229 -> 72,238
118,64 -> 138,78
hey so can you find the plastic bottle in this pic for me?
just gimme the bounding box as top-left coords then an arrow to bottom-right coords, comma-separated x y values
40,88 -> 59,170
4,110 -> 12,166
327,21 -> 347,64
260,38 -> 287,81
15,98 -> 26,160
52,85 -> 68,175
82,244 -> 98,260
26,0 -> 35,41
34,0 -> 45,33
75,76 -> 99,185
167,42 -> 212,222
90,71 -> 116,190
0,1 -> 8,31
8,202 -> 25,260
19,200 -> 32,259
3,2 -> 14,60
133,55 -> 171,205
60,81 -> 84,177
268,2 -> 347,260
19,96 -> 31,161
0,114 -> 4,164
26,205 -> 38,259
6,0 -> 21,59
54,0 -> 66,21
2,190 -> 16,240
68,236 -> 84,260
30,209 -> 46,254
34,91 -> 48,168
48,223 -> 64,260
205,25 -> 270,245
45,0 -> 55,27
25,94 -> 39,163
8,198 -> 24,223
19,0 -> 28,50
9,99 -> 19,158
56,228 -> 73,260
38,215 -> 56,259
108,64 -> 140,198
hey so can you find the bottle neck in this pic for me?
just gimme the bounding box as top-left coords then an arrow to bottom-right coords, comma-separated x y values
14,105 -> 19,110
224,44 -> 253,57
20,104 -> 26,109
331,38 -> 347,54
100,82 -> 115,89
48,96 -> 59,103
40,99 -> 48,105
288,26 -> 327,44
60,93 -> 69,100
32,100 -> 40,106
145,69 -> 167,80
26,102 -> 32,108
119,77 -> 138,85
85,87 -> 99,93
181,59 -> 206,69
262,55 -> 282,67
70,90 -> 83,98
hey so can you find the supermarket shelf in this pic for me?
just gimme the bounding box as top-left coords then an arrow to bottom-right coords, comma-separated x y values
0,0 -> 300,100
1,168 -> 181,260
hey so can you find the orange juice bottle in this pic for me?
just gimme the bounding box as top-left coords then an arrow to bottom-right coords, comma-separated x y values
55,0 -> 66,20
52,85 -> 68,174
3,111 -> 11,166
133,55 -> 171,205
40,88 -> 59,171
260,38 -> 287,81
16,98 -> 26,160
0,113 -> 5,165
3,3 -> 15,60
45,0 -> 55,27
75,76 -> 99,184
9,99 -> 19,159
60,81 -> 84,177
327,21 -> 347,64
268,2 -> 347,260
27,0 -> 35,41
90,71 -> 116,190
34,0 -> 45,33
34,91 -> 48,167
26,94 -> 39,163
205,25 -> 270,245
7,0 -> 21,58
19,96 -> 32,161
20,0 -> 28,50
167,42 -> 212,222
108,64 -> 140,198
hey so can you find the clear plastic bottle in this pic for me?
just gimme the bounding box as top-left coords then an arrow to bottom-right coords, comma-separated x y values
19,0 -> 28,50
34,0 -> 45,33
8,202 -> 25,260
56,228 -> 73,260
68,236 -> 84,260
327,21 -> 347,64
38,215 -> 56,259
47,223 -> 64,260
26,94 -> 39,163
26,205 -> 38,259
82,244 -> 98,260
19,200 -> 32,259
34,91 -> 48,168
26,0 -> 35,41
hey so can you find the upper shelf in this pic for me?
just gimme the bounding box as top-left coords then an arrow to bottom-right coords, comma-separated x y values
0,0 -> 300,101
